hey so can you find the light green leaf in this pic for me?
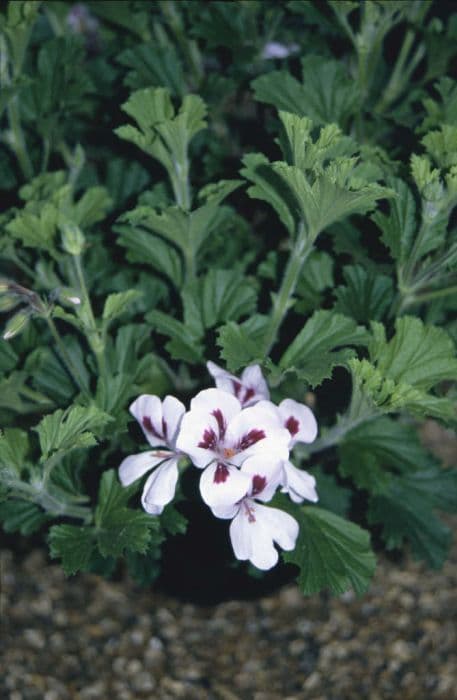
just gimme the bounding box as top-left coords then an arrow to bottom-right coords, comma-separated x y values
280,310 -> 369,387
370,317 -> 457,391
272,161 -> 388,239
35,405 -> 112,459
217,320 -> 264,372
279,498 -> 376,596
102,290 -> 143,323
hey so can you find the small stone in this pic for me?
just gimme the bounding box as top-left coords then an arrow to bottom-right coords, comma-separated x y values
132,671 -> 156,692
23,629 -> 45,649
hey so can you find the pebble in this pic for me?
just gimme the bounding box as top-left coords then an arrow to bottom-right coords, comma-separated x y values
1,514 -> 456,700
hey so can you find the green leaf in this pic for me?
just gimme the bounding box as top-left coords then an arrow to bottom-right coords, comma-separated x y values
115,88 -> 207,199
0,500 -> 50,535
115,224 -> 183,286
279,498 -> 376,596
147,309 -> 204,363
35,405 -> 112,460
160,503 -> 188,535
252,55 -> 359,128
121,180 -> 242,257
334,265 -> 394,322
95,470 -> 159,558
72,186 -> 112,228
295,251 -> 334,314
280,310 -> 369,387
118,43 -> 185,96
217,320 -> 264,372
312,466 -> 351,517
6,201 -> 59,251
0,428 -> 29,477
200,268 -> 258,328
371,178 -> 417,264
368,468 -> 457,568
48,524 -> 95,576
102,290 -> 143,324
370,317 -> 457,391
341,417 -> 435,474
240,153 -> 298,234
272,160 -> 388,240
349,358 -> 456,424
97,508 -> 158,558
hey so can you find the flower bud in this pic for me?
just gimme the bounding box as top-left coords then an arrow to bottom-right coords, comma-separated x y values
2,309 -> 30,340
61,223 -> 85,256
59,288 -> 81,306
0,296 -> 21,312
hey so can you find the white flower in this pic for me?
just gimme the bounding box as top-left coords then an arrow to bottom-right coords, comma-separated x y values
258,398 -> 319,504
118,394 -> 185,515
282,460 -> 318,503
176,388 -> 290,510
261,41 -> 299,59
275,398 -> 318,445
211,455 -> 299,570
207,361 -> 270,407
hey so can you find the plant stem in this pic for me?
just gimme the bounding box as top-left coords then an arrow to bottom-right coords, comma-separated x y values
261,223 -> 312,356
73,255 -> 108,383
306,386 -> 379,456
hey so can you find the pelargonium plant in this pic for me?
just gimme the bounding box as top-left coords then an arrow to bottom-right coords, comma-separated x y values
0,0 -> 456,598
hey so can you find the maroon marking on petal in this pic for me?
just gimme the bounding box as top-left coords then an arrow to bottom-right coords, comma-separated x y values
285,416 -> 299,436
161,417 -> 168,439
251,474 -> 267,496
232,380 -> 242,398
214,463 -> 229,483
243,500 -> 256,523
211,408 -> 226,440
142,416 -> 161,438
241,387 -> 255,405
198,427 -> 217,450
238,428 -> 266,451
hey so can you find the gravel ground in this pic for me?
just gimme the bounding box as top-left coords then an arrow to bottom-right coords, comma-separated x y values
1,421 -> 456,700
1,524 -> 456,700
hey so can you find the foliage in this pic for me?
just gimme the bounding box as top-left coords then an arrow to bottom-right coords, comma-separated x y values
0,0 -> 456,597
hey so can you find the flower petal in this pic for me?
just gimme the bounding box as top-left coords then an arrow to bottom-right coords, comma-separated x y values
118,451 -> 171,486
129,394 -> 168,448
162,395 -> 186,447
189,387 -> 241,417
240,454 -> 283,502
226,403 -> 290,465
176,388 -> 241,468
282,460 -> 319,503
141,456 -> 180,515
278,399 -> 318,445
207,361 -> 269,406
200,463 -> 250,509
229,501 -> 299,570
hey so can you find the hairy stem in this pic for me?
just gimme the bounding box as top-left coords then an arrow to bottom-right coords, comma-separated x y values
261,223 -> 312,356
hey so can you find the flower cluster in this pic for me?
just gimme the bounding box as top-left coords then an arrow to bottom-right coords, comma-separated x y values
119,363 -> 318,570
